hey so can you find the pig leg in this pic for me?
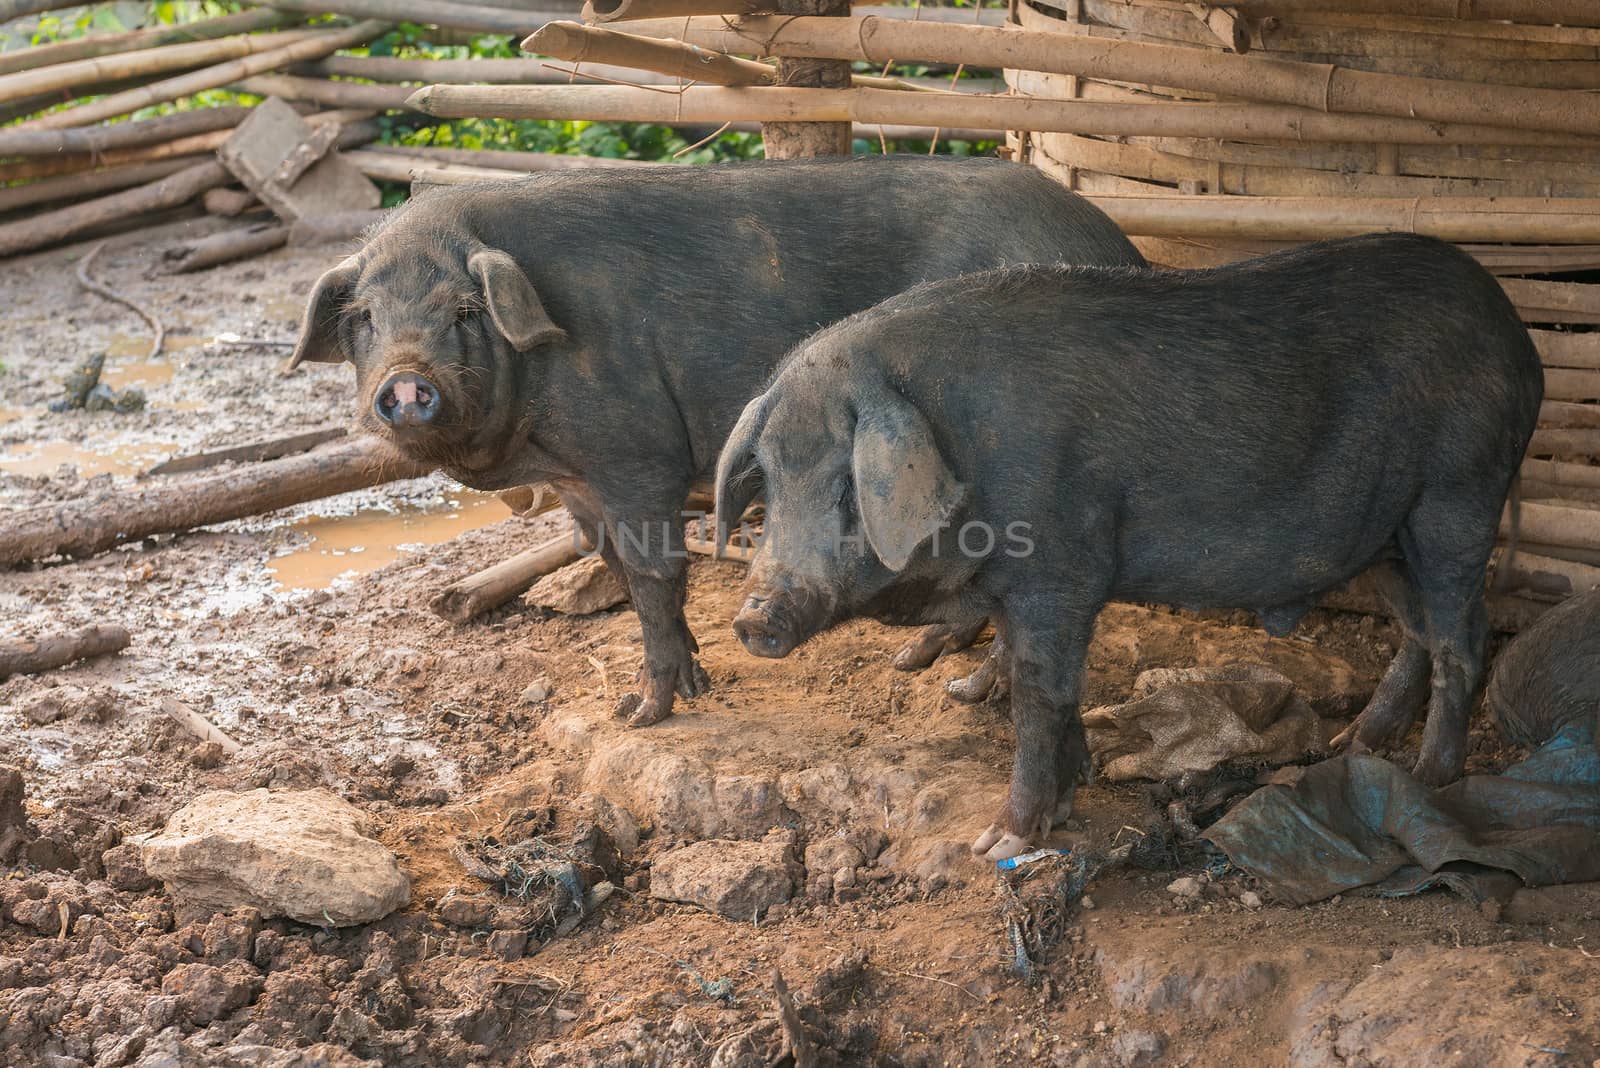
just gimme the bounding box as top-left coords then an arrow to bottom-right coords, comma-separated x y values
1332,560 -> 1432,753
972,599 -> 1098,861
893,617 -> 987,672
947,631 -> 1009,704
1404,503 -> 1493,786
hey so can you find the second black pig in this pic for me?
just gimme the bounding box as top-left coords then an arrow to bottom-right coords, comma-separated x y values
716,233 -> 1542,860
288,156 -> 1143,727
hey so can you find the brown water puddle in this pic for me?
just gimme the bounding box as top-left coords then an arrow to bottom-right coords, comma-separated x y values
0,439 -> 177,477
101,332 -> 207,391
269,493 -> 512,591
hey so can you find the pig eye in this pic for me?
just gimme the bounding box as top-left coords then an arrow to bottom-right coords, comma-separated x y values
354,308 -> 372,330
834,476 -> 854,513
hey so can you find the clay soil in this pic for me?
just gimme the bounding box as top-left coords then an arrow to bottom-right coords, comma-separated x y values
2,221 -> 1598,1068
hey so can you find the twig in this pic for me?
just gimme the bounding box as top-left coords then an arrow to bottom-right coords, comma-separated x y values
771,968 -> 818,1068
75,242 -> 164,359
161,697 -> 243,755
672,120 -> 732,159
882,965 -> 982,1001
539,61 -> 684,95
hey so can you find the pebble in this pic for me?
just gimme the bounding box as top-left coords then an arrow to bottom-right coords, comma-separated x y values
1080,895 -> 1096,910
520,677 -> 554,705
1166,877 -> 1203,899
1239,891 -> 1263,909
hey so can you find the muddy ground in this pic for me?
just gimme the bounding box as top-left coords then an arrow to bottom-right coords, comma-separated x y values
2,221 -> 1598,1068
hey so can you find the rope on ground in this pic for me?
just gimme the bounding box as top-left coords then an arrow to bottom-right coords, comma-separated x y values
75,241 -> 165,359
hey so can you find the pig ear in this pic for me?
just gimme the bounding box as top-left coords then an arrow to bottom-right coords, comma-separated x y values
852,395 -> 965,572
468,249 -> 567,352
713,394 -> 768,559
285,254 -> 361,372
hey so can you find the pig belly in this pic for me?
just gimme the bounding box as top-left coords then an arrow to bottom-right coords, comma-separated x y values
1106,498 -> 1402,611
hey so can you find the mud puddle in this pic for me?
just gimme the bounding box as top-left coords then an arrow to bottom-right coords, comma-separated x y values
0,438 -> 178,477
269,491 -> 513,590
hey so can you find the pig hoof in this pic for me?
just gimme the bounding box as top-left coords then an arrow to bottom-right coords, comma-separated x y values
971,823 -> 1006,856
893,631 -> 947,672
677,661 -> 711,699
614,692 -> 672,728
1410,747 -> 1464,788
982,834 -> 1033,862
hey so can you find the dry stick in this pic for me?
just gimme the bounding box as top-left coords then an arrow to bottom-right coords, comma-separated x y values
0,438 -> 433,569
296,54 -> 640,83
533,20 -> 777,84
232,75 -> 415,111
771,970 -> 818,1068
1498,550 -> 1600,599
0,10 -> 299,79
362,142 -> 656,169
430,527 -> 584,623
0,28 -> 322,107
162,224 -> 290,274
0,159 -> 227,258
149,428 -> 349,476
586,0 -> 769,22
350,151 -> 529,187
0,105 -> 250,158
0,157 -> 198,216
75,242 -> 164,359
408,83 -> 1596,149
264,0 -> 570,35
202,187 -> 258,217
0,625 -> 130,682
611,15 -> 1600,137
0,127 -> 238,183
19,20 -> 391,131
161,698 -> 243,755
1217,0 -> 1600,28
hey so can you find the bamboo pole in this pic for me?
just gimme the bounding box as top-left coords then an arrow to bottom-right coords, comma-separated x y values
1217,0 -> 1600,29
263,0 -> 571,35
0,159 -> 229,259
0,158 -> 199,216
531,20 -> 780,85
407,83 -> 1600,149
0,625 -> 130,682
362,143 -> 658,169
1501,501 -> 1600,554
1530,429 -> 1600,455
1543,368 -> 1600,401
0,105 -> 250,159
585,0 -> 768,22
0,29 -> 322,107
296,54 -> 644,83
1523,459 -> 1600,492
232,75 -> 415,111
0,11 -> 301,79
1501,279 -> 1600,325
349,151 -> 529,186
1540,401 -> 1600,429
0,438 -> 432,568
1496,551 -> 1600,600
608,15 -> 1600,137
18,21 -> 391,131
1532,331 -> 1600,370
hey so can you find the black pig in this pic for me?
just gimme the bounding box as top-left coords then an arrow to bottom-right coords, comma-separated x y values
716,233 -> 1542,860
288,157 -> 1143,727
1485,587 -> 1600,750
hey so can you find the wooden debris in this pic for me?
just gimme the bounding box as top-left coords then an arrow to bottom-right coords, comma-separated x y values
0,438 -> 432,569
264,0 -> 571,35
0,105 -> 250,158
0,158 -> 201,216
0,625 -> 131,682
162,224 -> 290,274
430,528 -> 587,624
161,698 -> 243,755
202,187 -> 259,217
217,97 -> 380,222
148,428 -> 349,477
0,10 -> 299,79
771,969 -> 818,1068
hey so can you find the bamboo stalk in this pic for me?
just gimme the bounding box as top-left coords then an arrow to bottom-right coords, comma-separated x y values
408,83 -> 1597,148
232,75 -> 415,111
585,0 -> 769,22
0,438 -> 432,568
1083,192 -> 1600,244
1531,331 -> 1600,370
362,143 -> 657,169
1523,458 -> 1600,492
531,20 -> 780,85
1495,550 -> 1600,599
149,428 -> 348,476
1218,0 -> 1600,29
0,157 -> 199,216
1501,500 -> 1600,553
0,11 -> 301,79
264,0 -> 571,35
1543,368 -> 1600,401
0,625 -> 130,682
0,105 -> 249,159
19,21 -> 391,131
607,15 -> 1600,137
348,151 -> 529,186
0,128 -> 234,183
0,29 -> 321,107
1530,429 -> 1600,456
0,159 -> 229,259
1540,401 -> 1600,429
1501,279 -> 1600,326
296,54 -> 654,83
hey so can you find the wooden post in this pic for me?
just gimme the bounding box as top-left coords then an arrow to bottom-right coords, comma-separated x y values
762,0 -> 853,158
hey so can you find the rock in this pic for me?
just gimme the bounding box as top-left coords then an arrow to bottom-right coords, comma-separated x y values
141,789 -> 411,926
101,843 -> 158,893
650,836 -> 798,921
439,893 -> 494,928
1081,895 -> 1096,911
520,677 -> 554,705
1110,1030 -> 1167,1067
1166,877 -> 1202,899
21,686 -> 116,726
803,837 -> 866,878
833,866 -> 857,890
524,555 -> 628,615
189,742 -> 227,770
1239,891 -> 1263,909
0,767 -> 23,829
487,930 -> 528,961
160,961 -> 264,1026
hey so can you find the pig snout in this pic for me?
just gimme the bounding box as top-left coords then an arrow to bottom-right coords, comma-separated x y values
732,594 -> 801,659
374,371 -> 442,431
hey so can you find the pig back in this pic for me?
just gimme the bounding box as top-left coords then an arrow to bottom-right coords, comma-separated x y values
434,156 -> 1143,477
1486,588 -> 1600,749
